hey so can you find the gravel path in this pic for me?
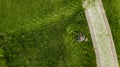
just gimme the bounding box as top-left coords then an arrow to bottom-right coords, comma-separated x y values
83,0 -> 119,67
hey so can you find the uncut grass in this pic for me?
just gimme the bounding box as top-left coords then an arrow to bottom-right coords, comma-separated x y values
0,0 -> 96,67
102,0 -> 120,65
2,15 -> 96,67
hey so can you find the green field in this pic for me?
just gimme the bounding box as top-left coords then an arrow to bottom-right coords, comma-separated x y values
0,0 -> 120,67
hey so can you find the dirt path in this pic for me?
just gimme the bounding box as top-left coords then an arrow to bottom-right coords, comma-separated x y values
83,0 -> 119,67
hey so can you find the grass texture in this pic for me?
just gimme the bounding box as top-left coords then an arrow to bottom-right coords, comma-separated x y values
0,0 -> 120,67
0,0 -> 96,67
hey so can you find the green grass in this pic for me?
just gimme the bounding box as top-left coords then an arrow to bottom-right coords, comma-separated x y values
0,0 -> 96,67
64,23 -> 96,67
1,0 -> 120,67
0,0 -> 82,33
102,0 -> 120,66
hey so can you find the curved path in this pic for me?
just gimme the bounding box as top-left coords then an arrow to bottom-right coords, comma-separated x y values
83,0 -> 119,67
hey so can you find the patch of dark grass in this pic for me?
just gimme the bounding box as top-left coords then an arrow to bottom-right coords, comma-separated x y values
0,0 -> 97,67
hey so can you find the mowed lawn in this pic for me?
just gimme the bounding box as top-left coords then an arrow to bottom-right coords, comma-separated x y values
0,0 -> 120,67
0,0 -> 96,67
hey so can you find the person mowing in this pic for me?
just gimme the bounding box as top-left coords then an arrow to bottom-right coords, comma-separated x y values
77,32 -> 88,42
72,31 -> 88,42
